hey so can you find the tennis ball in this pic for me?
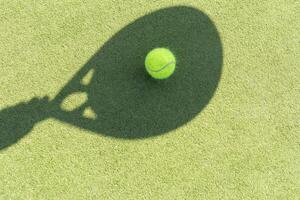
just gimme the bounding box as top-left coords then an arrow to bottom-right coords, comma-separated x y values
145,48 -> 176,79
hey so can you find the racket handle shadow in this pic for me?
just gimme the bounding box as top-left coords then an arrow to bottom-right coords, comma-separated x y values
0,96 -> 51,150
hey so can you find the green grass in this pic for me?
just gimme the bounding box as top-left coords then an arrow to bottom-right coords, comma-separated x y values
0,0 -> 299,199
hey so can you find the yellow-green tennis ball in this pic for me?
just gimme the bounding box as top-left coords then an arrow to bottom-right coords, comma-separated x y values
145,48 -> 176,79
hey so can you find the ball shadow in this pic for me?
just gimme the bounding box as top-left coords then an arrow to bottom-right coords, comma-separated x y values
52,6 -> 223,138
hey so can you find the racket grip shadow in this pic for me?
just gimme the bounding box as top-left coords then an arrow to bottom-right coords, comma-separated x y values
0,96 -> 50,150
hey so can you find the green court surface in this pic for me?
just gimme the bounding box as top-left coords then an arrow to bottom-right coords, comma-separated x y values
0,1 -> 299,199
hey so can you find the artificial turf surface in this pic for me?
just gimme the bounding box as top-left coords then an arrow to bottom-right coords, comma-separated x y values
0,0 -> 299,199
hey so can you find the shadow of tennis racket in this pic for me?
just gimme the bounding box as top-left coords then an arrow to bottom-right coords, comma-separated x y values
0,6 -> 223,150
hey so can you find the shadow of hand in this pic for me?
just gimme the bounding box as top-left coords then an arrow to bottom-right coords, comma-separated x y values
0,97 -> 49,150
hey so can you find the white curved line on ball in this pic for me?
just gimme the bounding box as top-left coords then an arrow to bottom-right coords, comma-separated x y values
149,61 -> 175,73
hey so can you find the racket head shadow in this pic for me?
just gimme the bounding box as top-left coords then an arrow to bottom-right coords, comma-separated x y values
51,6 -> 223,139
